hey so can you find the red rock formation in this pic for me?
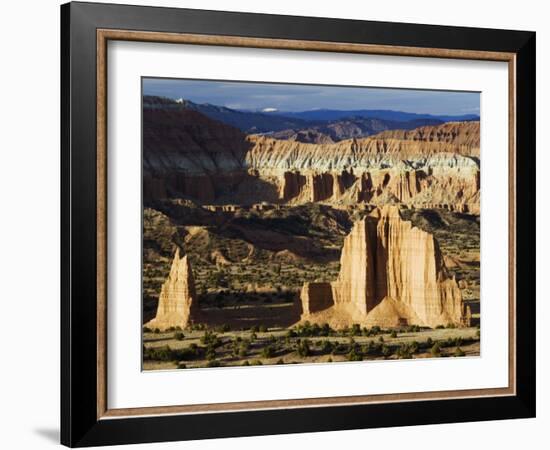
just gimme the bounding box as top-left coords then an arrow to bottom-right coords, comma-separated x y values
146,249 -> 200,330
300,206 -> 469,328
373,121 -> 480,154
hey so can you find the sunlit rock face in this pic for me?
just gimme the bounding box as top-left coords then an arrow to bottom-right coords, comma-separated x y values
300,206 -> 470,329
146,249 -> 200,330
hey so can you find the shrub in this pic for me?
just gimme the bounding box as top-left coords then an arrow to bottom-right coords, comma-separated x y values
206,360 -> 222,368
381,344 -> 392,357
251,360 -> 263,366
242,360 -> 250,366
332,343 -> 348,355
177,362 -> 187,369
200,330 -> 220,347
351,324 -> 361,336
378,336 -> 385,343
430,343 -> 441,357
426,337 -> 433,346
205,348 -> 217,361
347,349 -> 363,361
286,329 -> 297,338
363,341 -> 374,355
396,344 -> 412,359
142,326 -> 152,333
276,358 -> 284,365
219,324 -> 231,333
261,345 -> 276,358
174,331 -> 185,341
321,323 -> 332,337
454,347 -> 466,357
296,340 -> 311,357
153,328 -> 160,334
143,345 -> 172,361
321,340 -> 334,354
232,339 -> 250,358
258,324 -> 268,333
390,330 -> 397,338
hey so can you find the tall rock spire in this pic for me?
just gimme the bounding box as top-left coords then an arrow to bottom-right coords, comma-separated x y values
146,248 -> 199,330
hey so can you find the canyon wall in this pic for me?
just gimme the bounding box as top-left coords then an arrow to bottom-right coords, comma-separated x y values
143,106 -> 252,203
143,102 -> 480,214
300,206 -> 470,328
247,123 -> 479,212
146,249 -> 200,330
373,121 -> 480,148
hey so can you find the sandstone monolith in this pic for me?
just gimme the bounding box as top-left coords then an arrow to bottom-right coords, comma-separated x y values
300,206 -> 469,328
146,248 -> 199,330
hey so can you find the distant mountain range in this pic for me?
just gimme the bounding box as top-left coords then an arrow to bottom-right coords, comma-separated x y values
144,96 -> 309,133
143,96 -> 479,142
266,108 -> 479,123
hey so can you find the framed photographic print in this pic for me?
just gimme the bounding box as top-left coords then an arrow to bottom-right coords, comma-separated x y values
61,1 -> 536,447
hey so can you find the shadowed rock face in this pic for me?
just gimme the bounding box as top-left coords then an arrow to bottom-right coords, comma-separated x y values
300,206 -> 470,328
143,107 -> 253,203
146,249 -> 200,330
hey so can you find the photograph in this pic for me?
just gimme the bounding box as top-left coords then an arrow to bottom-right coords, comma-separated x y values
141,79 -> 481,370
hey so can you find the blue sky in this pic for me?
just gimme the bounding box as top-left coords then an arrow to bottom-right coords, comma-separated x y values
143,78 -> 479,115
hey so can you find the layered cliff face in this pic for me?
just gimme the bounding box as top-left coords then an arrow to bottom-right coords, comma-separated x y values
146,249 -> 200,330
143,100 -> 480,213
246,125 -> 479,170
300,206 -> 470,328
274,165 -> 479,213
373,121 -> 480,149
246,121 -> 479,212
